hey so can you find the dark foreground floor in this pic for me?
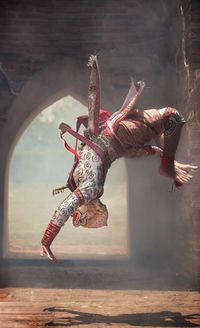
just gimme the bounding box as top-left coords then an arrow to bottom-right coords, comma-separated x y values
0,264 -> 199,327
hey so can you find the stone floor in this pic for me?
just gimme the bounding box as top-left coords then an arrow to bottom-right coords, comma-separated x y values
0,264 -> 199,327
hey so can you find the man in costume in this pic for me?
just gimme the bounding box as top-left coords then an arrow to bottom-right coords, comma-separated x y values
40,55 -> 197,263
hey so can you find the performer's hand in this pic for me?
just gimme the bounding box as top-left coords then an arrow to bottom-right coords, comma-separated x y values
40,245 -> 62,264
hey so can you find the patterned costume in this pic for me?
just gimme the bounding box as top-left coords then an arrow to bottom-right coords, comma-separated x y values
41,55 -> 185,250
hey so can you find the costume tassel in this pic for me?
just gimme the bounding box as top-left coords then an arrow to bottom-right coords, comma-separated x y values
87,54 -> 97,67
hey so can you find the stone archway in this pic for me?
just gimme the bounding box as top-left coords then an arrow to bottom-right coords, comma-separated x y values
0,57 -> 90,259
7,95 -> 129,259
0,55 -> 176,267
0,57 -> 130,260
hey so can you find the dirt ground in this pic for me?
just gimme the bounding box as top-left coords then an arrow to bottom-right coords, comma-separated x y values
0,264 -> 199,328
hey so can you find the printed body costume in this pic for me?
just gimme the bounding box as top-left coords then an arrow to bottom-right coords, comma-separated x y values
41,55 -> 195,262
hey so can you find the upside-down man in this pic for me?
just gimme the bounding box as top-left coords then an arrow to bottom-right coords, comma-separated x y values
40,55 -> 197,263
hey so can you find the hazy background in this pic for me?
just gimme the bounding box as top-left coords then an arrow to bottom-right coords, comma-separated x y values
8,97 -> 129,259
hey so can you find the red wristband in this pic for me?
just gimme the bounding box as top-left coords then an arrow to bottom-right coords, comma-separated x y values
41,222 -> 60,247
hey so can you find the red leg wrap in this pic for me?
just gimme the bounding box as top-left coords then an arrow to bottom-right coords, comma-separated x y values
161,154 -> 174,166
41,222 -> 60,247
74,188 -> 85,205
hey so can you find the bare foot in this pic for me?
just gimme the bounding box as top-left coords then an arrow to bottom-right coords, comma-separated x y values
40,245 -> 62,264
174,161 -> 198,173
159,161 -> 195,187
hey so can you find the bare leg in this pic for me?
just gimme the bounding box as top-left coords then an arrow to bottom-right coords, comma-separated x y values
158,108 -> 197,186
162,122 -> 182,158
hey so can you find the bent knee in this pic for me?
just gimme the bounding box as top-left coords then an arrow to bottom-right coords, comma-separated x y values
159,107 -> 186,136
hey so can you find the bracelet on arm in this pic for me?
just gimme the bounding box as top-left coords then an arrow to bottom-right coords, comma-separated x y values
41,222 -> 61,247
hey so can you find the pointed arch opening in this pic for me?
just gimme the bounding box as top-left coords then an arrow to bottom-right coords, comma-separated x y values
7,96 -> 129,260
0,58 -> 131,262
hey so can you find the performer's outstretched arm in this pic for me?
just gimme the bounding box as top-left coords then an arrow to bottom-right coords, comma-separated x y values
40,190 -> 81,263
40,145 -> 104,263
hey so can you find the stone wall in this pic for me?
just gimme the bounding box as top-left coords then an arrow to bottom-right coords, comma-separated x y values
0,0 -> 199,288
0,0 -> 172,102
183,0 -> 200,290
170,0 -> 200,289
